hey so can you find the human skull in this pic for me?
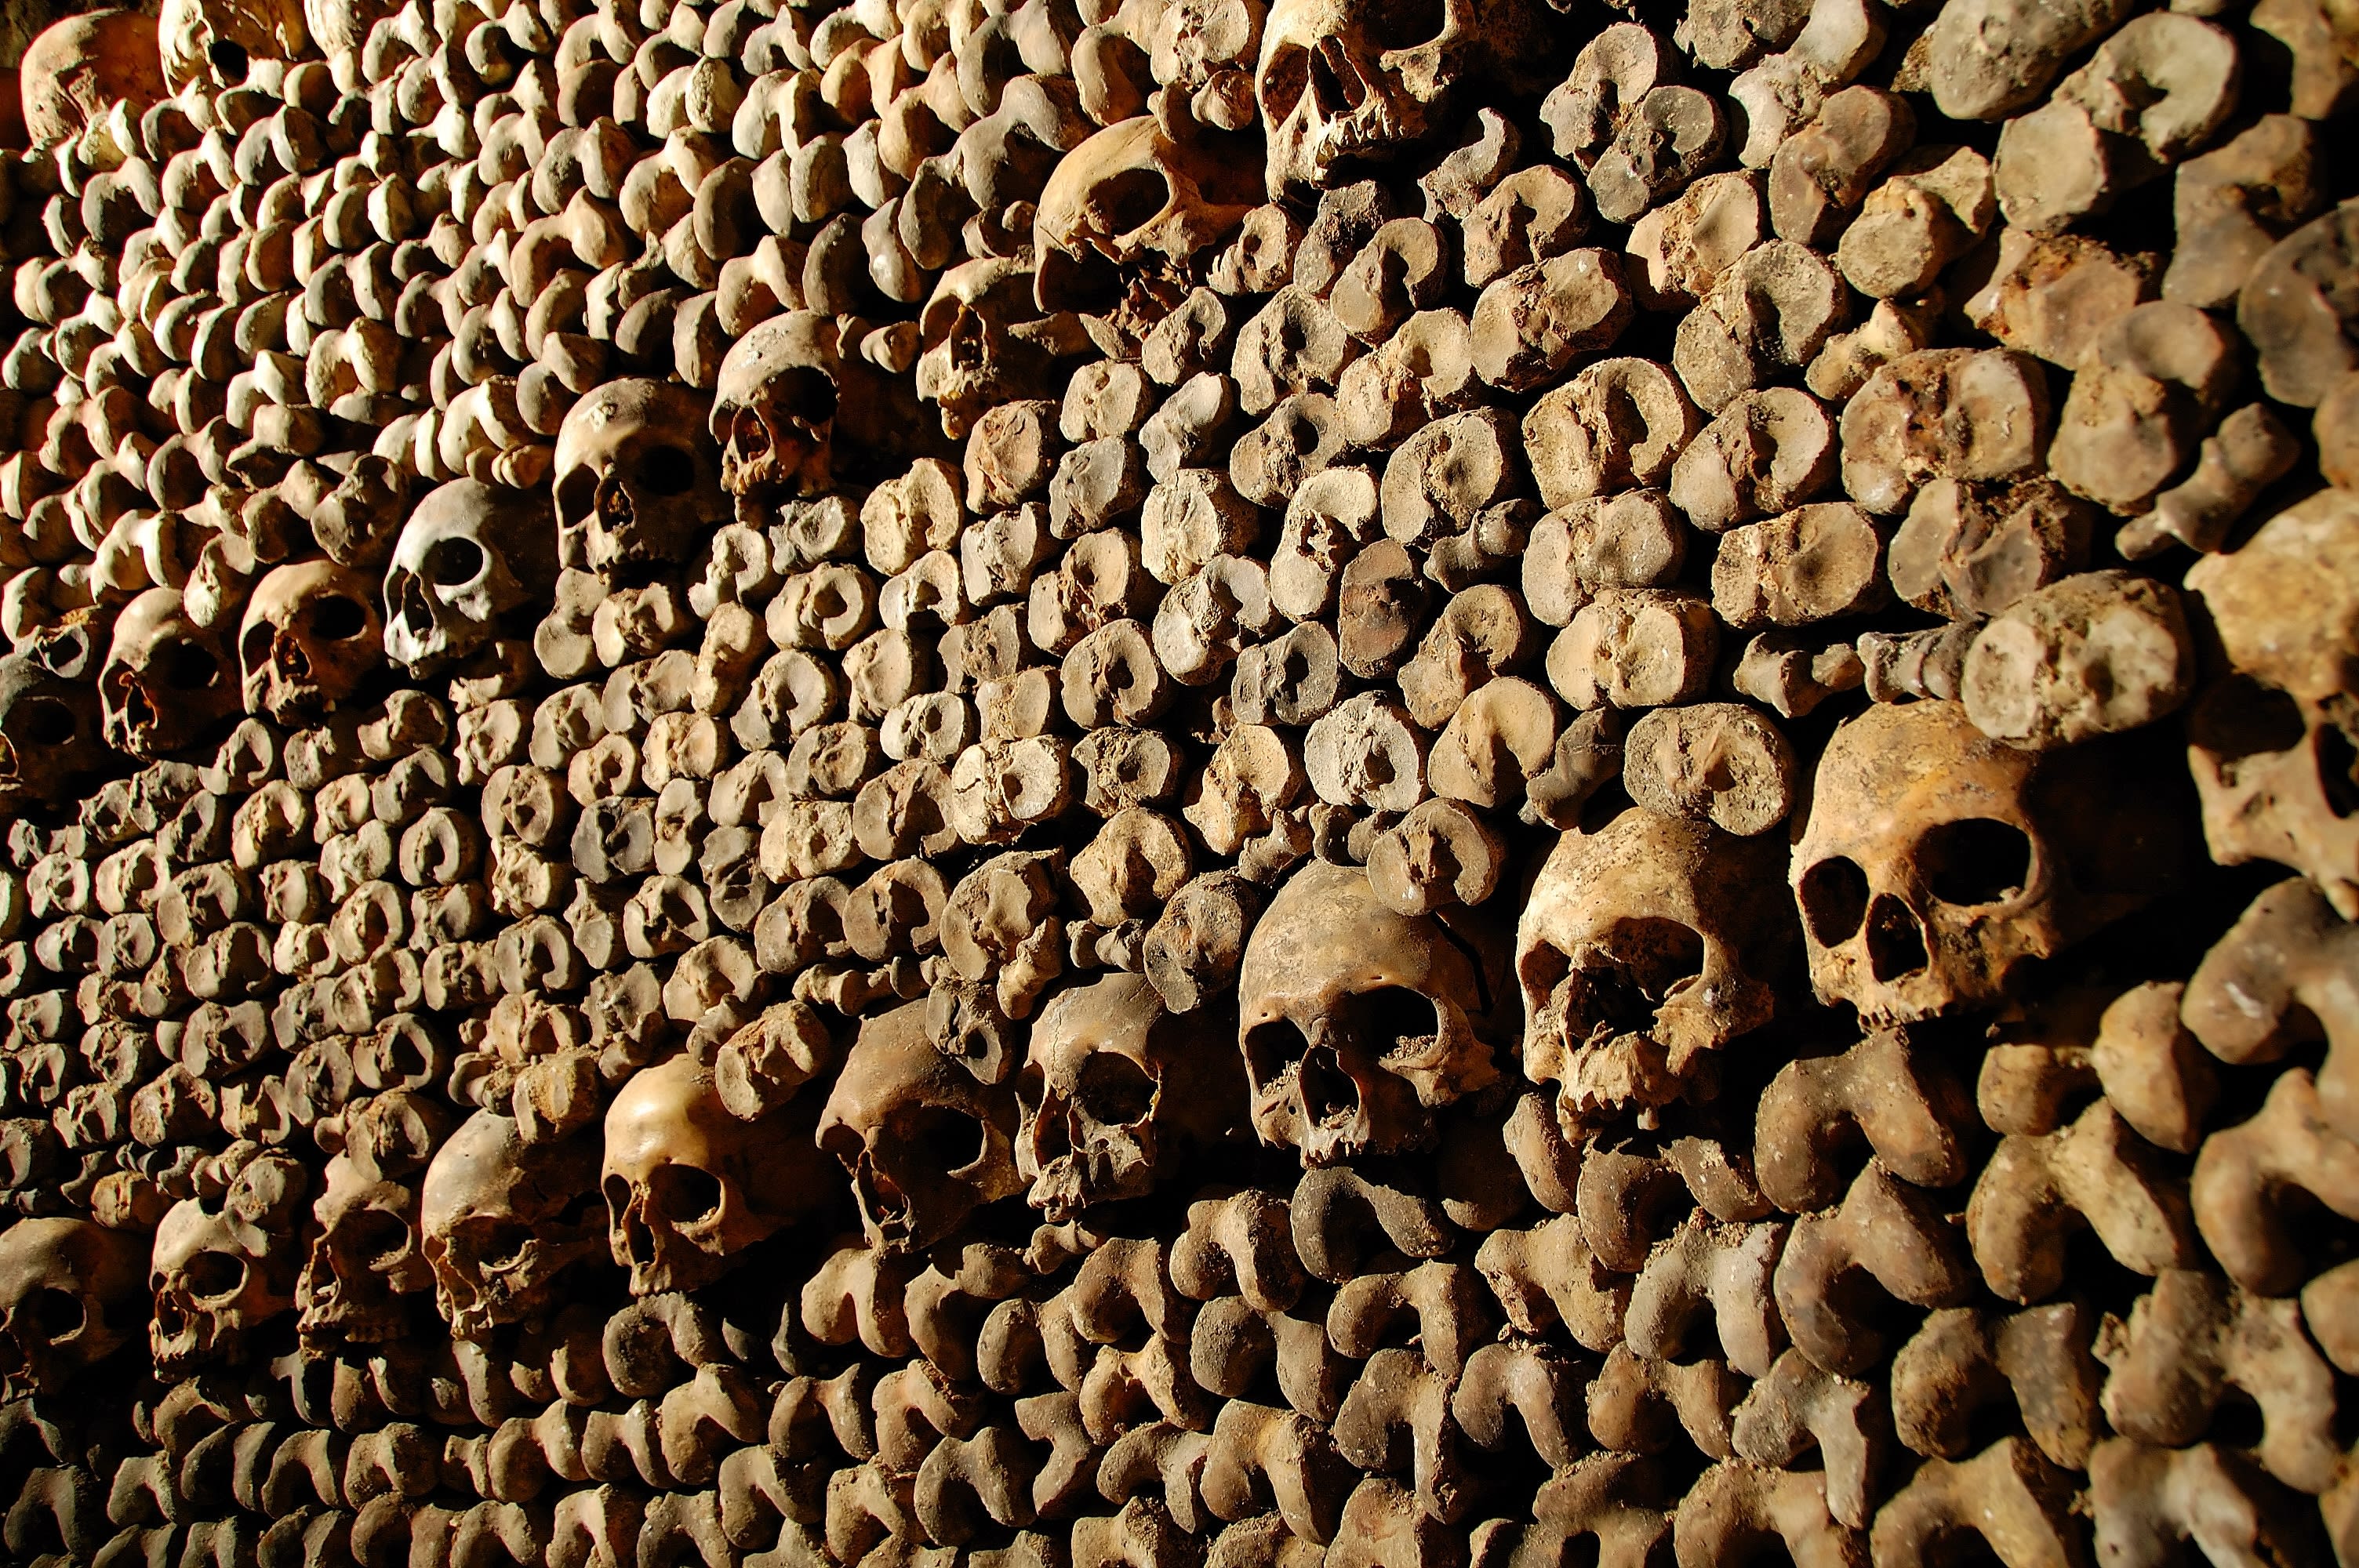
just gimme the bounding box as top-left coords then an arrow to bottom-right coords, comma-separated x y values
382,478 -> 556,676
296,1152 -> 430,1345
19,9 -> 166,150
238,558 -> 384,723
1254,0 -> 1554,203
602,1053 -> 826,1296
915,260 -> 1075,440
99,587 -> 240,761
1034,115 -> 1263,350
1791,701 -> 2184,1025
1237,859 -> 1510,1165
712,313 -> 846,501
158,0 -> 307,89
554,380 -> 728,575
1517,808 -> 1796,1131
2184,489 -> 2359,920
422,1110 -> 606,1338
0,1219 -> 147,1398
0,653 -> 105,810
1016,974 -> 1245,1221
817,1000 -> 1025,1254
150,1155 -> 309,1376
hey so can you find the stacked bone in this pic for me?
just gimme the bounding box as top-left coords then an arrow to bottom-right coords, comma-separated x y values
0,0 -> 2356,1559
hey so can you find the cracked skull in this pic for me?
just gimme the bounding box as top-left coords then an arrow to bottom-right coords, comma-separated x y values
1016,973 -> 1244,1221
819,1000 -> 1024,1254
0,653 -> 104,809
149,1155 -> 308,1376
422,1109 -> 605,1338
554,379 -> 727,574
1237,858 -> 1509,1165
0,1218 -> 147,1399
1035,114 -> 1263,351
1792,699 -> 2183,1025
238,558 -> 384,723
2186,488 -> 2359,920
1517,807 -> 1796,1131
602,1053 -> 824,1296
1254,0 -> 1553,202
100,587 -> 239,762
382,478 -> 555,677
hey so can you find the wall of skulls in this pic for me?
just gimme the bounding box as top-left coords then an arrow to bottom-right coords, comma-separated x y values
0,0 -> 2352,1559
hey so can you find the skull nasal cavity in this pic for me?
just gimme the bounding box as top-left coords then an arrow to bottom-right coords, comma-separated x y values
1300,1047 -> 1359,1123
425,536 -> 487,588
1865,894 -> 1928,982
1917,818 -> 2034,906
637,446 -> 697,496
1799,856 -> 1870,946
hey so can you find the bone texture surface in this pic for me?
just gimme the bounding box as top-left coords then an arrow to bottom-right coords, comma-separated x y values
0,0 -> 2350,1560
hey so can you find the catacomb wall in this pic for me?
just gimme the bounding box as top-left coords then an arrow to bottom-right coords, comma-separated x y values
0,0 -> 2352,1560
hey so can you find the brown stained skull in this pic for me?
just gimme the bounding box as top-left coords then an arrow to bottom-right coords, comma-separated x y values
20,9 -> 165,151
818,1000 -> 1025,1254
602,1053 -> 827,1296
1035,115 -> 1264,353
1255,0 -> 1554,204
0,654 -> 106,811
382,479 -> 556,677
422,1110 -> 606,1339
99,588 -> 239,762
0,1219 -> 147,1399
554,380 -> 728,575
2185,488 -> 2359,919
712,314 -> 845,501
296,1152 -> 429,1345
1791,700 -> 2185,1025
1016,973 -> 1245,1221
1237,859 -> 1510,1165
915,260 -> 1075,440
238,559 -> 385,724
1516,808 -> 1797,1131
149,1155 -> 309,1376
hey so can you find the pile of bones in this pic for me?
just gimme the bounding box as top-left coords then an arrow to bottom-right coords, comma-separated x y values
1,0 -> 2358,1558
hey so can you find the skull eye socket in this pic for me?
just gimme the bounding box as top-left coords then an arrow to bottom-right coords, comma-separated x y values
1075,1054 -> 1155,1125
161,642 -> 223,691
300,594 -> 371,642
1092,169 -> 1175,238
900,1105 -> 988,1175
182,1250 -> 249,1305
2190,676 -> 2306,761
24,1287 -> 85,1344
555,466 -> 598,529
1798,856 -> 1870,946
209,38 -> 250,82
1365,0 -> 1447,51
652,1166 -> 724,1227
636,445 -> 697,497
1260,42 -> 1310,118
469,1219 -> 534,1269
13,696 -> 76,747
343,1210 -> 412,1269
1917,818 -> 2033,907
424,536 -> 488,588
1243,1019 -> 1307,1084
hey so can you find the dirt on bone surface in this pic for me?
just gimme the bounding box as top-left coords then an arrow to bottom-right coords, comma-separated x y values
0,0 -> 2353,1559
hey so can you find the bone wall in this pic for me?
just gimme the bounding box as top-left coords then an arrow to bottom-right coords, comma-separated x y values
0,0 -> 2350,1562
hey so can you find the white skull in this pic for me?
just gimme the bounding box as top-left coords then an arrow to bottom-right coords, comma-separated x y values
158,0 -> 307,88
915,260 -> 1075,440
422,1110 -> 607,1339
150,1155 -> 310,1376
554,379 -> 729,575
1034,115 -> 1263,350
1516,808 -> 1796,1131
1237,859 -> 1509,1166
602,1053 -> 827,1296
0,655 -> 104,809
2185,488 -> 2359,920
1016,974 -> 1245,1221
817,1000 -> 1025,1254
100,588 -> 241,762
0,1218 -> 147,1398
238,558 -> 385,723
1254,0 -> 1553,203
1791,701 -> 2183,1025
382,479 -> 554,677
